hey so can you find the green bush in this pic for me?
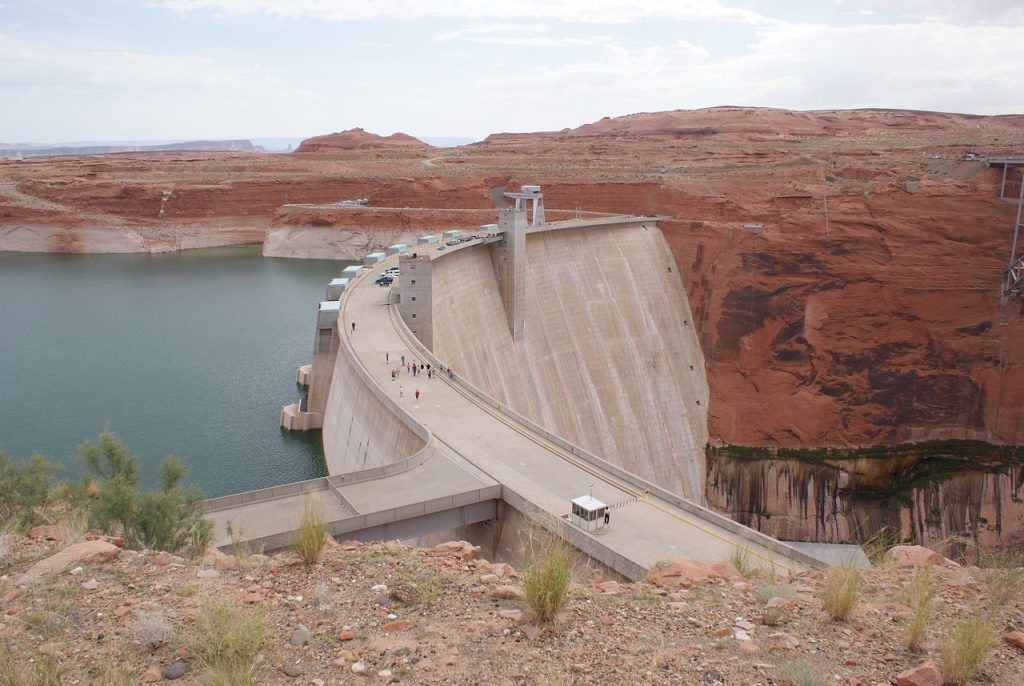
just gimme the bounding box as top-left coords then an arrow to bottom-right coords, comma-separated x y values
0,452 -> 59,531
78,431 -> 211,554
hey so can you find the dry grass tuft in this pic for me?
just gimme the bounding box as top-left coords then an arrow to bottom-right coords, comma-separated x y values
523,539 -> 572,623
941,614 -> 999,685
821,566 -> 862,620
292,498 -> 326,566
776,660 -> 826,686
903,568 -> 938,651
0,642 -> 63,686
729,543 -> 754,578
859,526 -> 901,566
979,549 -> 1024,610
176,597 -> 268,683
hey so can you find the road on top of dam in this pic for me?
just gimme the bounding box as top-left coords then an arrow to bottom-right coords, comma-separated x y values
341,246 -> 813,576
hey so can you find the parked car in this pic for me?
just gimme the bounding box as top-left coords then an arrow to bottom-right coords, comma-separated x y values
375,274 -> 394,286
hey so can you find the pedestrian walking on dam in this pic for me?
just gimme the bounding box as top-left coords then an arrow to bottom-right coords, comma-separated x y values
427,369 -> 432,380
415,389 -> 420,400
401,354 -> 405,365
399,386 -> 404,397
386,352 -> 389,363
351,321 -> 356,333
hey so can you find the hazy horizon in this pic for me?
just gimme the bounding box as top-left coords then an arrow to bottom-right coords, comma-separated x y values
2,1 -> 1023,142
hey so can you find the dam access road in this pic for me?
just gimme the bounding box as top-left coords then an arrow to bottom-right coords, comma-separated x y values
208,209 -> 835,580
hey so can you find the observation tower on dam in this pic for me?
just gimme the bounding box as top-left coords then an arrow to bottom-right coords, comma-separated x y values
212,187 -> 852,579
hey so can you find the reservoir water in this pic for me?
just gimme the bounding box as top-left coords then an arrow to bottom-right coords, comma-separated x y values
0,247 -> 347,497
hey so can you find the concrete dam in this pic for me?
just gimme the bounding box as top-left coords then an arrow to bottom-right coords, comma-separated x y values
209,189 -> 844,579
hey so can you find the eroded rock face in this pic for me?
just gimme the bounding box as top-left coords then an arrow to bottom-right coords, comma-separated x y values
706,451 -> 1024,550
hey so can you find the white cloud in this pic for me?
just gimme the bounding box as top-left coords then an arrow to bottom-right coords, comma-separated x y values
151,0 -> 768,24
434,24 -> 616,48
0,33 -> 288,93
836,0 -> 1024,23
467,19 -> 1024,128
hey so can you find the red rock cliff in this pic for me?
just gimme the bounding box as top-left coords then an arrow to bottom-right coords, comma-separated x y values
2,107 -> 1023,453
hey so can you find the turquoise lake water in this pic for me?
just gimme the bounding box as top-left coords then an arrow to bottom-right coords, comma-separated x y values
0,247 -> 348,497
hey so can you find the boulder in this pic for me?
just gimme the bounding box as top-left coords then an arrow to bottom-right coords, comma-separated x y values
22,540 -> 121,579
894,660 -> 943,686
162,661 -> 189,680
885,546 -> 959,569
431,540 -> 481,560
492,585 -> 525,600
289,624 -> 311,646
644,558 -> 743,587
489,562 -> 518,579
593,581 -> 623,595
84,532 -> 125,548
202,546 -> 241,571
383,619 -> 415,632
26,525 -> 64,542
1004,631 -> 1024,652
767,632 -> 799,652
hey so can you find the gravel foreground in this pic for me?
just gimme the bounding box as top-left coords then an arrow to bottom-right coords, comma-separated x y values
1,532 -> 1022,685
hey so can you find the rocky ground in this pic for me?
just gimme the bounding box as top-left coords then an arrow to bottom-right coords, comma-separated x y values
1,531 -> 1022,685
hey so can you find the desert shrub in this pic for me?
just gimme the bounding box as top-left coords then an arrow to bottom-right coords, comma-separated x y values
761,606 -> 785,626
523,540 -> 572,622
941,614 -> 999,685
729,543 -> 754,578
903,568 -> 938,651
200,661 -> 259,686
0,452 -> 59,531
775,660 -> 826,686
225,520 -> 264,563
176,597 -> 268,682
859,526 -> 901,566
292,498 -> 326,565
978,549 -> 1024,609
821,566 -> 862,620
78,431 -> 211,554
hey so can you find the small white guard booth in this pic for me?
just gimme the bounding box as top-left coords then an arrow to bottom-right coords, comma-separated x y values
570,495 -> 608,532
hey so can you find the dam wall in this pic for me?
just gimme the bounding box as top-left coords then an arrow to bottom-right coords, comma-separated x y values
320,273 -> 429,474
428,220 -> 710,501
